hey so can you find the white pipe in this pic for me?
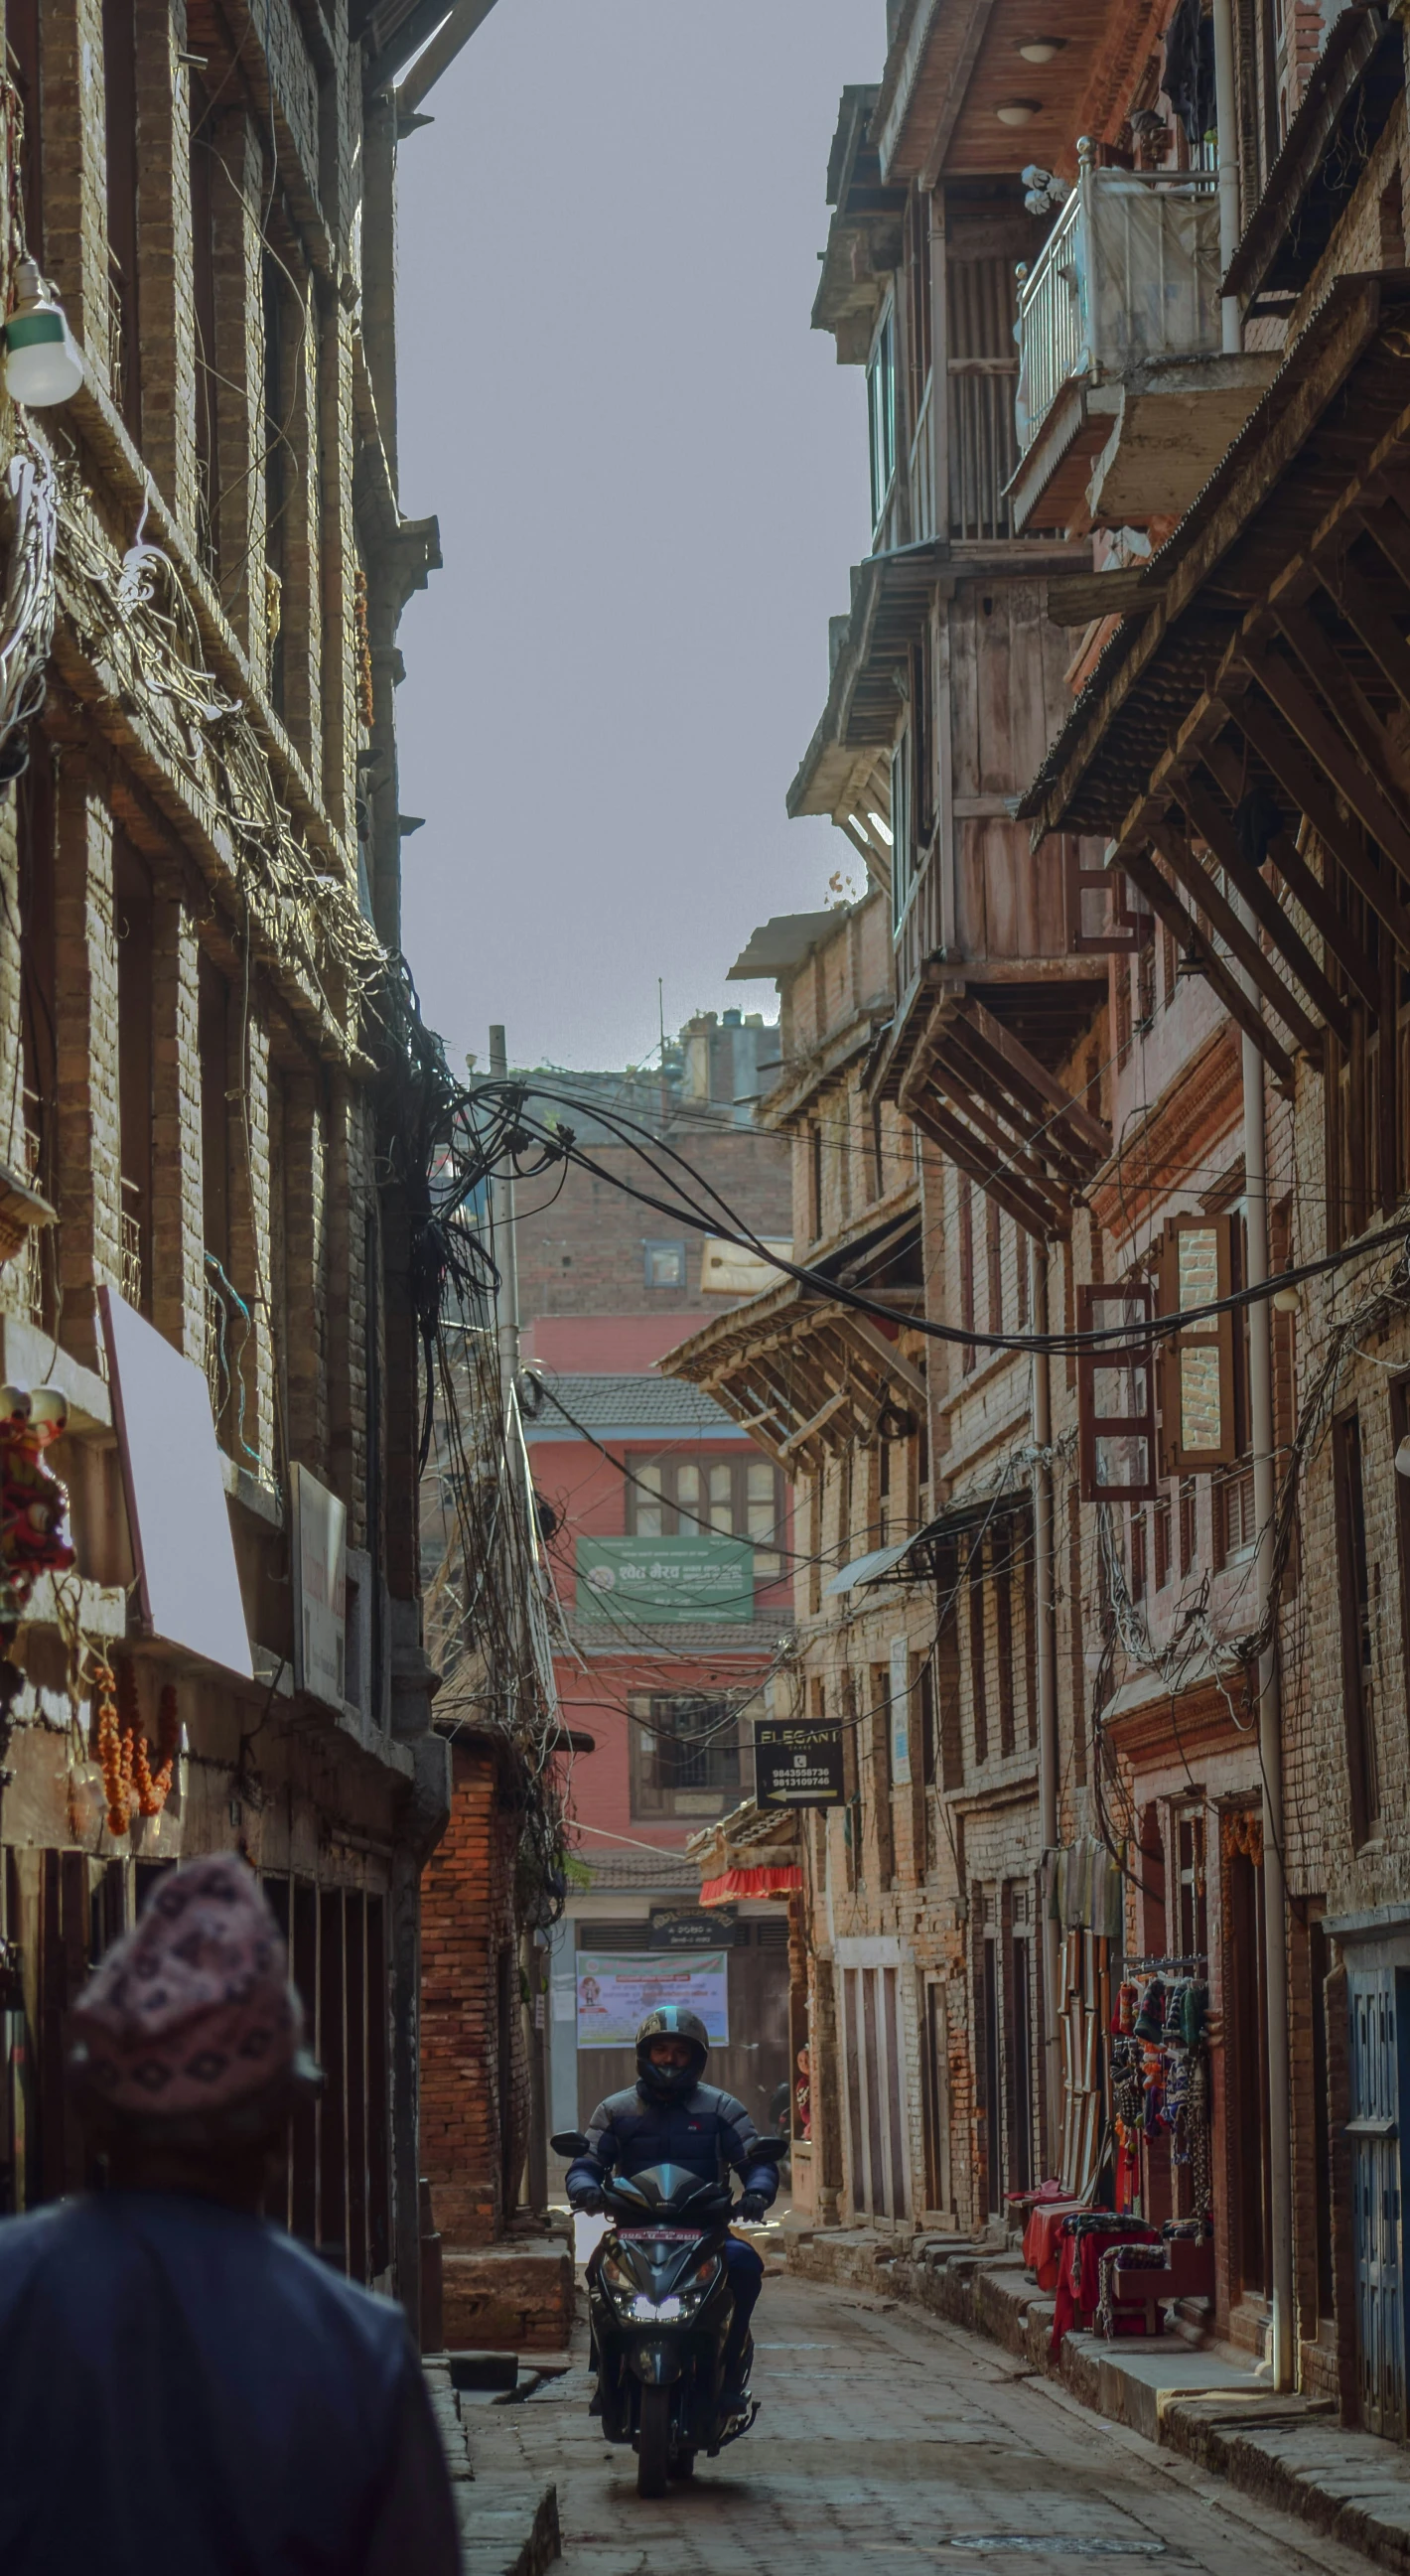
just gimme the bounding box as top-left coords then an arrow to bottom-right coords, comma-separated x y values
1232,901 -> 1295,2392
1032,1239 -> 1061,2174
1211,0 -> 1242,352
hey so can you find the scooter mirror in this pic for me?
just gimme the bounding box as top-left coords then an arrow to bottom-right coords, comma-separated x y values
749,2138 -> 788,2161
549,2130 -> 591,2158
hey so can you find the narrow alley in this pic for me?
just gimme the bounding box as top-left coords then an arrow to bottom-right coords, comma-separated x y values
465,2271 -> 1372,2576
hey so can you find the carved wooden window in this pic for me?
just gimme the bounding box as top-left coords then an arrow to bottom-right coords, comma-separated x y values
1076,1282 -> 1159,1502
1155,1215 -> 1237,1476
1066,845 -> 1154,953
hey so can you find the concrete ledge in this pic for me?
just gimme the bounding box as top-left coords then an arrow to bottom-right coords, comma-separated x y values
442,2243 -> 575,2355
427,2358 -> 561,2574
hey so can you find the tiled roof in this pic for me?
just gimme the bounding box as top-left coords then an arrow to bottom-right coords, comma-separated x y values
526,1372 -> 741,1437
570,1848 -> 701,1890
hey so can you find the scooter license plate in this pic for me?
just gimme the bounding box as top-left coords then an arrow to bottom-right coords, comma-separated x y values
615,2228 -> 702,2241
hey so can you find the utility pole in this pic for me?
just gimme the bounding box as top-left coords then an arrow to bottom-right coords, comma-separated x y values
1031,1239 -> 1061,2174
488,1025 -> 549,2221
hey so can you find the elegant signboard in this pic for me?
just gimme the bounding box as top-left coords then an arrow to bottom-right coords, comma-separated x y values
575,1952 -> 730,2049
292,1464 -> 348,1711
647,1904 -> 738,1950
576,1534 -> 754,1625
755,1718 -> 846,1809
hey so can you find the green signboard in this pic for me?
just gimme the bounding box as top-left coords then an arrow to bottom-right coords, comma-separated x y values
576,1534 -> 755,1625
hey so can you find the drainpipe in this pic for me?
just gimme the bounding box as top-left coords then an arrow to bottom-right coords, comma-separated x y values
1237,941 -> 1295,2390
1032,1239 -> 1061,2175
1211,0 -> 1242,353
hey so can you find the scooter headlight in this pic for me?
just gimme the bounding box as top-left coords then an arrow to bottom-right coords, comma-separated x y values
629,2292 -> 684,2322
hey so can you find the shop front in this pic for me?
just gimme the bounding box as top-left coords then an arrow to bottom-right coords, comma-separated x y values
1035,1679 -> 1268,2353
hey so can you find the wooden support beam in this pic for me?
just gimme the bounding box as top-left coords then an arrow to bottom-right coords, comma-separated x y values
905,1090 -> 1064,1240
1177,770 -> 1351,1042
1198,733 -> 1382,1011
964,997 -> 1110,1161
936,1020 -> 1097,1189
1321,546 -> 1410,711
834,1310 -> 930,1411
1263,609 -> 1410,877
780,1389 -> 848,1458
1126,836 -> 1296,1087
1150,809 -> 1324,1060
1234,681 -> 1410,956
915,1026 -> 1091,1194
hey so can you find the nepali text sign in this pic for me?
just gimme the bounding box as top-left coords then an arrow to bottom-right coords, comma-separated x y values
575,1952 -> 730,2049
576,1534 -> 754,1625
755,1718 -> 846,1809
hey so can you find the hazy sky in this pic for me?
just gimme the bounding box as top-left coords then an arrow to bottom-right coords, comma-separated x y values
393,0 -> 878,1074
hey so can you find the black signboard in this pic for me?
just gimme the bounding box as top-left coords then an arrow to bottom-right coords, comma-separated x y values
647,1905 -> 737,1950
755,1718 -> 846,1809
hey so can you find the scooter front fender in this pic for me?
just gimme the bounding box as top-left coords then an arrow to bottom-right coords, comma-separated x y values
627,2341 -> 682,2385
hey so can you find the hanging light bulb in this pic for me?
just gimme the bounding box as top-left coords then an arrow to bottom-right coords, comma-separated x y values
4,259 -> 83,407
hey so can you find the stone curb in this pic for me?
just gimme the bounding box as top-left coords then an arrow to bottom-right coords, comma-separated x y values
425,2360 -> 561,2574
785,2231 -> 1410,2572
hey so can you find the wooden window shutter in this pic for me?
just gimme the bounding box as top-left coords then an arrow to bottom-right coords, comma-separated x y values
1076,1281 -> 1159,1502
1155,1215 -> 1237,1476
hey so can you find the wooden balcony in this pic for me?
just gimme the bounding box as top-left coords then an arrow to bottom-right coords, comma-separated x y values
1009,151 -> 1273,535
875,822 -> 1109,1238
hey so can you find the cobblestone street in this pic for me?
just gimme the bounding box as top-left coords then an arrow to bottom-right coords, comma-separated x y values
465,2272 -> 1379,2576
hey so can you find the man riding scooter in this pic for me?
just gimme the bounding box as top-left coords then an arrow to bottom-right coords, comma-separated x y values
566,2005 -> 777,2407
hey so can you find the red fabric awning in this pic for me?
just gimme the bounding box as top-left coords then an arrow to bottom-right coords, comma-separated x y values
699,1865 -> 803,1904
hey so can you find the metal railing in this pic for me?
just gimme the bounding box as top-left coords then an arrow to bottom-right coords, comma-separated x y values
1015,143 -> 1220,458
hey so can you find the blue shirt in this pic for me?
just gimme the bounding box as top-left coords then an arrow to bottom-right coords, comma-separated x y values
0,2190 -> 461,2575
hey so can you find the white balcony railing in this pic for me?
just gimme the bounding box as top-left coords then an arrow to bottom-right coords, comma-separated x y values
1015,144 -> 1220,458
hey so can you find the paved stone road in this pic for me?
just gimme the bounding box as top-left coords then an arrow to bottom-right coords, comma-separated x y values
466,2270 -> 1379,2576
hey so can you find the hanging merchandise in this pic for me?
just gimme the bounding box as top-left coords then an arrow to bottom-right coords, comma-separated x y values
1101,1952 -> 1213,2326
92,1658 -> 181,1840
0,1383 -> 74,1616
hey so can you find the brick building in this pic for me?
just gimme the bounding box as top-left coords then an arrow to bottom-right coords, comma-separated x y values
662,0 -> 1410,2445
0,0 -> 486,2326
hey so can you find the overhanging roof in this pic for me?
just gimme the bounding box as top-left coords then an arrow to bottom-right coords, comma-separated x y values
1021,272 -> 1410,842
1224,7 -> 1403,305
728,914 -> 841,981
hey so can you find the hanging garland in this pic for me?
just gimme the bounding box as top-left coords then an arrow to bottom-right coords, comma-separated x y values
93,1658 -> 180,1835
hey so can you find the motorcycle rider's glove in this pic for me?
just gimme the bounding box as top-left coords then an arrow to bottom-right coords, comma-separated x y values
570,2183 -> 606,2215
736,2190 -> 770,2221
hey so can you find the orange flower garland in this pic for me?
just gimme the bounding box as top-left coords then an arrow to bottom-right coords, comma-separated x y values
93,1661 -> 180,1834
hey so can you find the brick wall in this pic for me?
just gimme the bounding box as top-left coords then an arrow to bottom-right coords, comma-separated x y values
420,1742 -> 529,2246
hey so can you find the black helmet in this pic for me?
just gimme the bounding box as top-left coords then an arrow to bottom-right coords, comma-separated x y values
635,2005 -> 709,2102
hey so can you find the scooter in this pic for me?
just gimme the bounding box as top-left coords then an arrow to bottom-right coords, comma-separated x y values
552,2128 -> 783,2499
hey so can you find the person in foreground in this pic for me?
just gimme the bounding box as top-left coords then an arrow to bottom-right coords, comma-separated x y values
0,1851 -> 460,2576
566,2004 -> 778,2405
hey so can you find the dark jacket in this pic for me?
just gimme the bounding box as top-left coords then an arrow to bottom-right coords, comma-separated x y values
568,2077 -> 779,2204
0,2189 -> 461,2576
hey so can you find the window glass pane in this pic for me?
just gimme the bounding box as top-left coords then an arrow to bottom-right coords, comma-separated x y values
1092,1360 -> 1149,1420
643,1240 -> 686,1288
1094,1433 -> 1149,1490
1180,1346 -> 1223,1452
675,1464 -> 701,1516
708,1462 -> 734,1532
1177,1226 -> 1218,1312
634,1462 -> 664,1537
747,1462 -> 775,1503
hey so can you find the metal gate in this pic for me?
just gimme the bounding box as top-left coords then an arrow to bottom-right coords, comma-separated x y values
1348,1966 -> 1408,2438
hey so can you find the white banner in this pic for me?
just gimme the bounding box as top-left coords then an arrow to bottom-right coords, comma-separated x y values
575,1952 -> 729,2049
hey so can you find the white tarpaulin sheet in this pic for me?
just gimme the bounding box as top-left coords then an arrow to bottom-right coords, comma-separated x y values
100,1286 -> 252,1680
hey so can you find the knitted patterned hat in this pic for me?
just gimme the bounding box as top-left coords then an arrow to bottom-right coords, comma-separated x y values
69,1853 -> 314,2137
